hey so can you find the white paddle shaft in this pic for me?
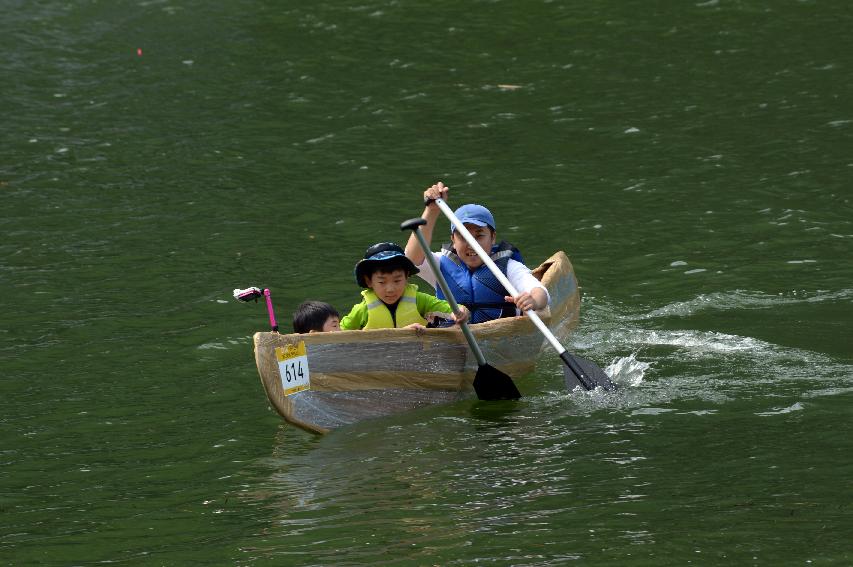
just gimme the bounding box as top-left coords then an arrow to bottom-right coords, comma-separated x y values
435,198 -> 567,355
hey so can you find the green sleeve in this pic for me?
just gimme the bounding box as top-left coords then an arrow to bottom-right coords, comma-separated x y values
340,300 -> 369,330
416,292 -> 453,315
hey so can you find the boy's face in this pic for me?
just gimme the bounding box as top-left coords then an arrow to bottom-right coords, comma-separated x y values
451,224 -> 496,269
321,315 -> 340,332
366,268 -> 408,305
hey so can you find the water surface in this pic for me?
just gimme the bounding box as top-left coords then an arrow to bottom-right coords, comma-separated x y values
2,0 -> 851,564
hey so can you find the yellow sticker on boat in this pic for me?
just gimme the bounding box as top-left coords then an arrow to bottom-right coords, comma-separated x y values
275,341 -> 310,396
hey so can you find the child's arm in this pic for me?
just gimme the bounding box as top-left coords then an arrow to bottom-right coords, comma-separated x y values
504,260 -> 550,312
416,292 -> 470,326
404,181 -> 449,266
339,301 -> 368,330
505,288 -> 548,313
451,304 -> 470,325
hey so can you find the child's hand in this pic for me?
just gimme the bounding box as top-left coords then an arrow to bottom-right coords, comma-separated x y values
405,322 -> 426,331
452,305 -> 470,326
423,181 -> 449,207
506,292 -> 539,313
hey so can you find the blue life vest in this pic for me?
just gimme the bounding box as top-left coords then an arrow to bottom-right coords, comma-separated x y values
436,241 -> 524,324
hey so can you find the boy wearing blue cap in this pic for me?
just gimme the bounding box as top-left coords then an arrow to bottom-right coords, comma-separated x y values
340,242 -> 470,330
404,181 -> 549,324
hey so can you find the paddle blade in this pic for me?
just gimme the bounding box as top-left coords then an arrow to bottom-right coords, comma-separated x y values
472,364 -> 521,400
561,351 -> 617,392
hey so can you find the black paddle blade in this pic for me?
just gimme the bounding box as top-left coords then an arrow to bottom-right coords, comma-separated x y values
561,351 -> 617,392
472,363 -> 521,400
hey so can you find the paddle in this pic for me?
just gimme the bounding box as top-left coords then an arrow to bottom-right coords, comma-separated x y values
401,217 -> 521,401
431,198 -> 616,392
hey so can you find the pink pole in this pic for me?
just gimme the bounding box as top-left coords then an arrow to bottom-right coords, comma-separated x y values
263,288 -> 279,332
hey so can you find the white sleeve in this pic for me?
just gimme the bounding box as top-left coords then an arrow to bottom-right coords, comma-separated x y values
414,252 -> 440,291
507,259 -> 551,306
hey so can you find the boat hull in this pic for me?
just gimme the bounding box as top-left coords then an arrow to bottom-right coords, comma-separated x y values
252,251 -> 579,433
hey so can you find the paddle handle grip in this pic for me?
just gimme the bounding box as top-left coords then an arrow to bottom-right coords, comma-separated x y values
433,198 -> 567,356
401,217 -> 487,367
263,288 -> 279,332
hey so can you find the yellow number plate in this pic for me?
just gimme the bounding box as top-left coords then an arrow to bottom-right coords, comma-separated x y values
275,341 -> 310,396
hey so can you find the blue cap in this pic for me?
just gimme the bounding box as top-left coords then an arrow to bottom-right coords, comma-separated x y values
451,204 -> 496,234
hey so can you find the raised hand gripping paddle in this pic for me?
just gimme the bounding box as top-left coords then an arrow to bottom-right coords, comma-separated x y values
431,198 -> 616,392
401,218 -> 521,401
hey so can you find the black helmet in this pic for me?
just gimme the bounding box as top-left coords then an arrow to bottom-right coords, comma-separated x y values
353,242 -> 419,287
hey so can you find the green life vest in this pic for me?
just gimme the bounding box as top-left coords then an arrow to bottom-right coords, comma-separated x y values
363,284 -> 427,329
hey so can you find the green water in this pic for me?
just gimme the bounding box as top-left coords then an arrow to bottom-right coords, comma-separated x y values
2,0 -> 851,564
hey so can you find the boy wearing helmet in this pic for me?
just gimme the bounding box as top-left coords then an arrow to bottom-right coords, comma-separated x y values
340,242 -> 470,330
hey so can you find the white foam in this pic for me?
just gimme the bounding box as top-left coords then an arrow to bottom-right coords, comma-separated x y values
631,407 -> 673,416
605,353 -> 651,387
755,402 -> 804,416
561,294 -> 853,416
803,386 -> 853,398
198,342 -> 228,350
598,328 -> 769,354
638,289 -> 853,319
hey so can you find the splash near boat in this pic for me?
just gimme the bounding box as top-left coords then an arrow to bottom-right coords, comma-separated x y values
252,252 -> 579,434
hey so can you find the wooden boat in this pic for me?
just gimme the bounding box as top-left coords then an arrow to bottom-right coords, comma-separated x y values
253,251 -> 580,434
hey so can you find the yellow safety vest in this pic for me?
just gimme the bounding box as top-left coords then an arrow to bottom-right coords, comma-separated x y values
363,284 -> 427,329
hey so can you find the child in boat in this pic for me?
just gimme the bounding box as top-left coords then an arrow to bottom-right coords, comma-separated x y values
403,181 -> 550,324
340,242 -> 470,330
292,301 -> 341,333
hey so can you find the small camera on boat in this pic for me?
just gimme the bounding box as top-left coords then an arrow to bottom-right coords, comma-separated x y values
233,287 -> 263,302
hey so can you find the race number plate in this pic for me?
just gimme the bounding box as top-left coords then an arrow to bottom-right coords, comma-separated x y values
275,341 -> 310,396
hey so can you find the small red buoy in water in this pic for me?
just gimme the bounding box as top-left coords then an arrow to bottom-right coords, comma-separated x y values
137,48 -> 143,56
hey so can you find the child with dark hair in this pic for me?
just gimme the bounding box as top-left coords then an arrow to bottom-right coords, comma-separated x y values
340,242 -> 469,330
292,301 -> 341,333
